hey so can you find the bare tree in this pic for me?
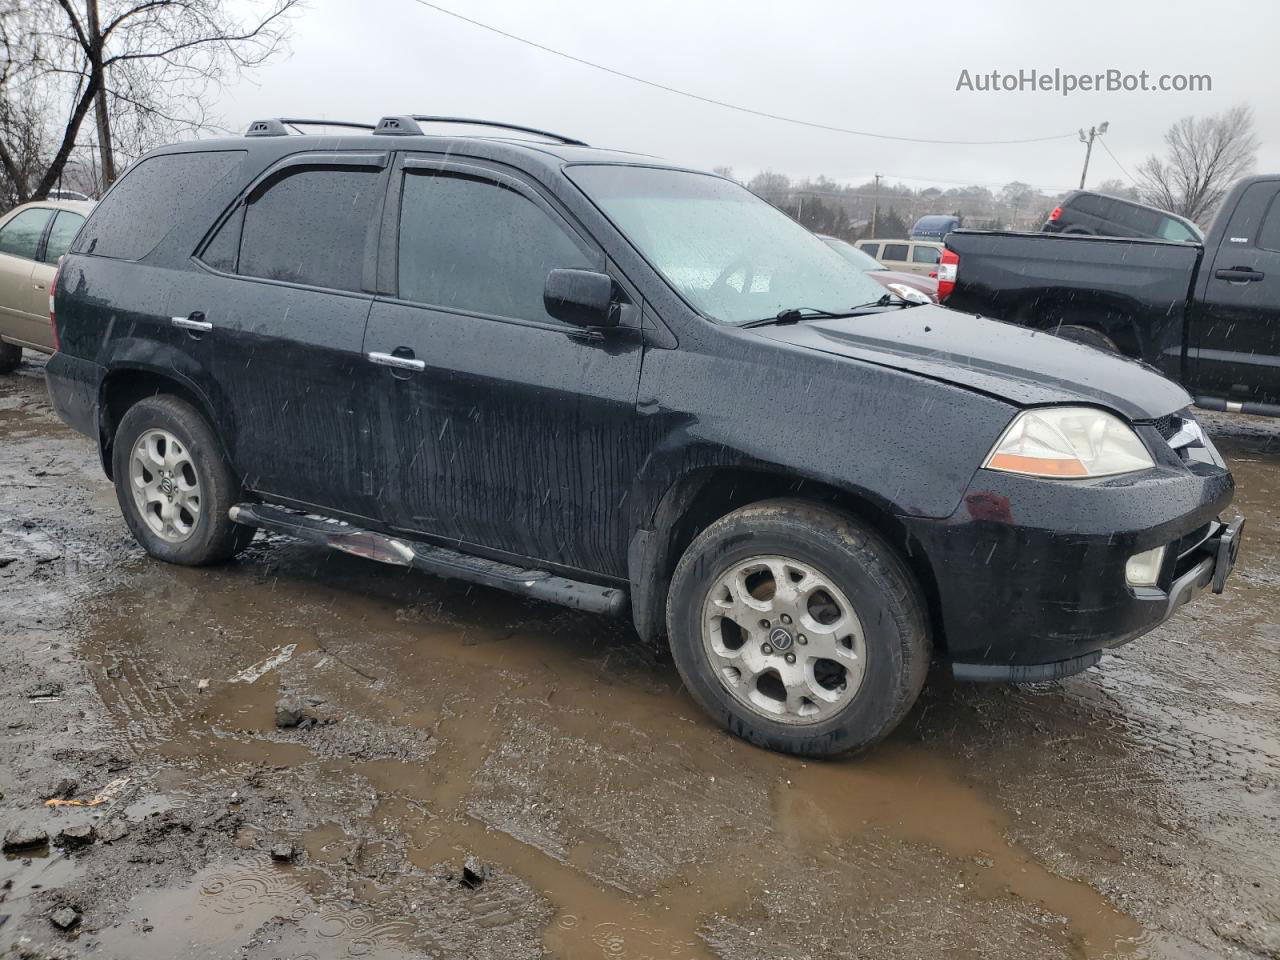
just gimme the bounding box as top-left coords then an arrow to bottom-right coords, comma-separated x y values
0,0 -> 297,204
1136,105 -> 1258,225
1093,178 -> 1140,201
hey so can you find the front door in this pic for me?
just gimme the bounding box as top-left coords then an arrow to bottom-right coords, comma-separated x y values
361,155 -> 645,577
1189,178 -> 1280,406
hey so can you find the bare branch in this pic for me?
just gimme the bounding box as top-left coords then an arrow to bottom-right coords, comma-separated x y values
1136,105 -> 1258,225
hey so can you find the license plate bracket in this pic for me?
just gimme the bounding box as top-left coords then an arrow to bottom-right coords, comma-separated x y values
1212,516 -> 1245,594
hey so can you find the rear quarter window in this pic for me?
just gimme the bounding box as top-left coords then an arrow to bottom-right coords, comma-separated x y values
74,150 -> 244,260
1067,193 -> 1112,219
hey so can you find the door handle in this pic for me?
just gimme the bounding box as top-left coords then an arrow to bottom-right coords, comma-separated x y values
171,312 -> 212,332
367,351 -> 425,372
1214,267 -> 1265,282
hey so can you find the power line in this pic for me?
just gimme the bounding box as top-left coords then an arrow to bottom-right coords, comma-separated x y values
405,0 -> 1079,147
1099,137 -> 1138,186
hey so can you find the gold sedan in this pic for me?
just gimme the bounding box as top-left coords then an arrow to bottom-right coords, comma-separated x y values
0,199 -> 94,373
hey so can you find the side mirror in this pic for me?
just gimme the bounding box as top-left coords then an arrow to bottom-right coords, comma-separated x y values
544,269 -> 617,328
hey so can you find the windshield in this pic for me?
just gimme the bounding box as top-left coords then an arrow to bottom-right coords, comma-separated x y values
569,165 -> 887,325
821,236 -> 884,271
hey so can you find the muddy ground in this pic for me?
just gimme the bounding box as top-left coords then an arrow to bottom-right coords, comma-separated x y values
0,355 -> 1277,960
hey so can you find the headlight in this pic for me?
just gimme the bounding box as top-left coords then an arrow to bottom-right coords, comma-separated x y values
985,407 -> 1154,479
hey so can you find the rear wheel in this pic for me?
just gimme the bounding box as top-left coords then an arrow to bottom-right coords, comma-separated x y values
0,342 -> 21,374
666,499 -> 930,757
110,395 -> 253,565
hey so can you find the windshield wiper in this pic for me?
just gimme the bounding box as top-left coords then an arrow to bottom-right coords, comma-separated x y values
740,296 -> 918,328
740,306 -> 856,328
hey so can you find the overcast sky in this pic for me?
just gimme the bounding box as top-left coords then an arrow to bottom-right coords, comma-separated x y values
219,0 -> 1280,196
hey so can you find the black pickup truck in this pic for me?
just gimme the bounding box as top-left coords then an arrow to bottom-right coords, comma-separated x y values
943,175 -> 1280,417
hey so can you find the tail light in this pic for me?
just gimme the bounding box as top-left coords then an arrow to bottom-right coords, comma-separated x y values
1048,206 -> 1063,221
937,249 -> 958,301
49,265 -> 61,351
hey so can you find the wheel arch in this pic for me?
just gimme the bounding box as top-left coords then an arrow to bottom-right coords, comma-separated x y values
98,365 -> 229,480
1014,291 -> 1144,360
628,466 -> 946,657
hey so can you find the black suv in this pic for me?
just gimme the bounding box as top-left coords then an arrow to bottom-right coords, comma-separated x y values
46,116 -> 1242,756
1043,190 -> 1203,241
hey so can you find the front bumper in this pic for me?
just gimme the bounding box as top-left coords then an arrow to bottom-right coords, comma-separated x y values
903,456 -> 1239,680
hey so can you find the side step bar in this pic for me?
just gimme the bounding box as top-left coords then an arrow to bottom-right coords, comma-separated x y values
1195,396 -> 1280,418
229,503 -> 629,617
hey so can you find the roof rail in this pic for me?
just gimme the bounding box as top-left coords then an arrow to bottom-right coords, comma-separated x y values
245,118 -> 377,137
409,116 -> 587,147
374,116 -> 423,136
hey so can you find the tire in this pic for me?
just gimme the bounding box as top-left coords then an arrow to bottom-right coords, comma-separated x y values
1053,324 -> 1119,353
0,342 -> 21,374
666,499 -> 930,757
110,395 -> 254,565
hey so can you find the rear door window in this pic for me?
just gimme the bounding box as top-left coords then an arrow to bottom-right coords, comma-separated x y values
41,210 -> 87,264
881,242 -> 910,262
234,167 -> 383,291
396,169 -> 596,323
74,151 -> 243,260
1257,192 -> 1280,252
911,245 -> 941,264
0,208 -> 53,260
858,242 -> 880,259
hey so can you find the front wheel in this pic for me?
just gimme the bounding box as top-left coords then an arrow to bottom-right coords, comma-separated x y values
666,499 -> 930,757
110,395 -> 254,565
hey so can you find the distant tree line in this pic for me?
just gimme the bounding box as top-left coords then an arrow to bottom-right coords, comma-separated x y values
714,104 -> 1257,238
712,168 -> 1087,241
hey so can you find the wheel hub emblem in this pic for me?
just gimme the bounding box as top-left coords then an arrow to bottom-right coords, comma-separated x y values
159,476 -> 176,498
768,626 -> 794,651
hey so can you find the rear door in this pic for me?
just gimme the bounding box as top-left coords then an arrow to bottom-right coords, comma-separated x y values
880,241 -> 910,270
0,207 -> 52,345
1189,178 -> 1280,405
187,153 -> 389,517
910,243 -> 941,275
361,154 -> 645,576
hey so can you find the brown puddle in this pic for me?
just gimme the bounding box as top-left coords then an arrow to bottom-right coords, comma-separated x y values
778,747 -> 1146,957
61,519 -> 1159,959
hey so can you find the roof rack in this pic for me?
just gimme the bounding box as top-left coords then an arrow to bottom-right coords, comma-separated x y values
407,116 -> 587,147
245,118 -> 377,137
246,115 -> 588,147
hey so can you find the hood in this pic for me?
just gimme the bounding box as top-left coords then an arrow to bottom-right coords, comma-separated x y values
751,304 -> 1190,421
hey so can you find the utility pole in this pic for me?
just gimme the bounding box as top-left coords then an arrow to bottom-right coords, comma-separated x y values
1078,122 -> 1108,190
871,173 -> 882,236
85,0 -> 116,188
